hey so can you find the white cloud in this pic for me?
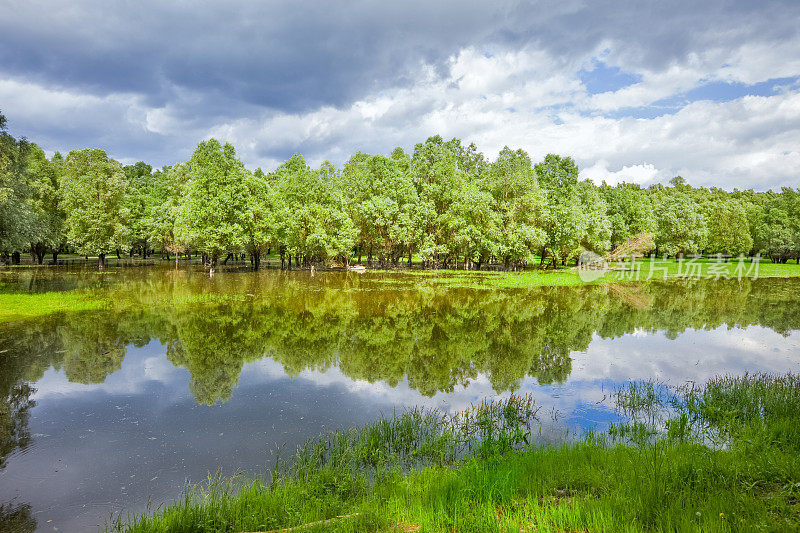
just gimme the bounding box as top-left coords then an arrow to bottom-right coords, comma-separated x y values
4,24 -> 800,190
196,48 -> 800,190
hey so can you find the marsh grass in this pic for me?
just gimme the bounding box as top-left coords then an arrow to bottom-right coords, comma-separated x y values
116,376 -> 800,532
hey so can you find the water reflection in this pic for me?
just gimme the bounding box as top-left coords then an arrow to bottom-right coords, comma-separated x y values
0,270 -> 798,531
1,275 -> 799,405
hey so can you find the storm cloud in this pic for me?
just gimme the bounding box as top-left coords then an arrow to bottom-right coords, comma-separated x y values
2,0 -> 799,188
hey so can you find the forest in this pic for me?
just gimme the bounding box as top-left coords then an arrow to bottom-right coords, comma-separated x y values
1,111 -> 799,270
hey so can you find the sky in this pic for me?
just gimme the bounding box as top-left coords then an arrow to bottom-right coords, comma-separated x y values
1,0 -> 799,190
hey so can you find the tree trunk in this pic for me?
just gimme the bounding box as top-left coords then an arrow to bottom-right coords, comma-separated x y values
98,253 -> 106,270
52,252 -> 59,264
11,252 -> 20,265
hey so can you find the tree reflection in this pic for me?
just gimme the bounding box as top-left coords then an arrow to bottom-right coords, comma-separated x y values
1,276 -> 799,405
0,502 -> 35,533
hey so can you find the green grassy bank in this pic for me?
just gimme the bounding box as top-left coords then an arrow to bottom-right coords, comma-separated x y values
116,374 -> 800,532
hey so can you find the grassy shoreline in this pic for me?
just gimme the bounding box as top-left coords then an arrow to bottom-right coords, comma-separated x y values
116,374 -> 800,532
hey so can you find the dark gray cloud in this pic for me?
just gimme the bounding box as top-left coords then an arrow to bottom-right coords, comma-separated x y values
1,0 -> 800,188
3,0 -> 798,114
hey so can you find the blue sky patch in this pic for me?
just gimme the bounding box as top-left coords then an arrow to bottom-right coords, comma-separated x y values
579,61 -> 642,94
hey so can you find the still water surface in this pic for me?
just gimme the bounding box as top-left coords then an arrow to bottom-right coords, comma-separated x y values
1,267 -> 799,531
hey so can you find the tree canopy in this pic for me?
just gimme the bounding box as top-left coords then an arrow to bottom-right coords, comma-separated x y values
0,111 -> 797,268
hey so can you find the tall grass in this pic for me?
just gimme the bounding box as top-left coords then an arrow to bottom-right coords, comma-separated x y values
117,376 -> 800,532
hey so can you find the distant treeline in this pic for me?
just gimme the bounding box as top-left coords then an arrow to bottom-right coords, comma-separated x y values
1,111 -> 799,269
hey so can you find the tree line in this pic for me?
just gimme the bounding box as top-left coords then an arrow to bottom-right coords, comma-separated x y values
1,111 -> 799,269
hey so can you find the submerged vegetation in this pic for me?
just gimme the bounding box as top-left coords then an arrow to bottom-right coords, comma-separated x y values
116,373 -> 800,532
0,289 -> 106,321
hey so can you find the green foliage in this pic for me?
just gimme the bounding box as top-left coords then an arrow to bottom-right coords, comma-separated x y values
654,191 -> 707,257
340,152 -> 417,264
754,189 -> 800,263
706,200 -> 753,256
1,115 -> 799,268
275,155 -> 356,264
176,139 -> 250,264
535,154 -> 612,265
0,114 -> 65,261
146,164 -> 189,257
59,149 -> 132,264
602,183 -> 657,249
482,147 -> 547,266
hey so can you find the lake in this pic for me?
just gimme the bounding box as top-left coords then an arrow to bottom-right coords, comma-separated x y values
1,267 -> 799,532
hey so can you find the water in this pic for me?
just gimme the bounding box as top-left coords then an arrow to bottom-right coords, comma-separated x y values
1,267 -> 799,531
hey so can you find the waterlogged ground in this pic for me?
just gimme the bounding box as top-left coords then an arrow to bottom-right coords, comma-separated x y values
1,267 -> 799,531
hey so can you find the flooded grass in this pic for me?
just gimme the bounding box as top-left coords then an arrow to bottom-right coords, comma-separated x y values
0,290 -> 107,321
116,374 -> 800,532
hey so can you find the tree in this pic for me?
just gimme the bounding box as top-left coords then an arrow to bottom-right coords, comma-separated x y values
654,192 -> 707,258
706,200 -> 753,257
482,147 -> 547,267
146,164 -> 190,266
276,155 -> 356,266
578,181 -> 612,255
411,136 -> 466,266
447,180 -> 498,267
243,169 -> 280,270
602,184 -> 657,250
0,114 -> 37,263
340,152 -> 418,265
24,146 -> 65,264
59,149 -> 131,268
535,154 -> 587,266
124,161 -> 154,258
754,189 -> 800,263
176,139 -> 249,269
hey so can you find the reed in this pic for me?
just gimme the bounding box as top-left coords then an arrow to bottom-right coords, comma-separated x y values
116,376 -> 800,532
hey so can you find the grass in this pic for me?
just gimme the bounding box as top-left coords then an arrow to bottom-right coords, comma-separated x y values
365,256 -> 800,289
0,290 -> 108,322
114,373 -> 800,532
